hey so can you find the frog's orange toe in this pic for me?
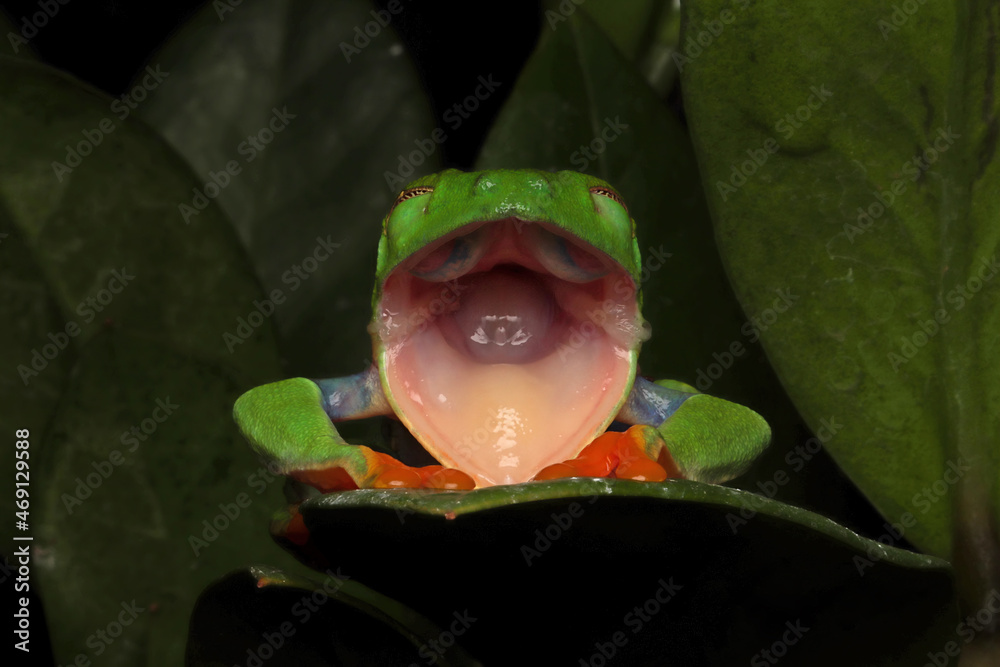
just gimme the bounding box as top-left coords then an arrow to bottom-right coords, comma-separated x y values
615,456 -> 668,482
532,462 -> 582,481
283,451 -> 477,492
613,426 -> 672,481
533,425 -> 683,483
423,467 -> 476,490
533,431 -> 624,481
371,460 -> 476,490
372,465 -> 424,489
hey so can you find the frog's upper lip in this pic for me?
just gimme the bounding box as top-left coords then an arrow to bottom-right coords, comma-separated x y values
395,217 -> 621,283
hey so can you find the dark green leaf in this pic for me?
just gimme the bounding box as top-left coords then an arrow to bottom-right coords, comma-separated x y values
579,0 -> 682,95
136,0 -> 442,377
679,0 -> 1000,578
186,566 -> 483,666
572,0 -> 664,60
0,206 -> 71,542
285,479 -> 956,666
0,58 -> 300,667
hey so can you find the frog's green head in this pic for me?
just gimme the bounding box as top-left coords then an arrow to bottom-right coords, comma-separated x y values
375,169 -> 642,293
370,169 -> 651,486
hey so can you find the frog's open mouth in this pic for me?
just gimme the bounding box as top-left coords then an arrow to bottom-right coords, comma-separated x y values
374,218 -> 649,487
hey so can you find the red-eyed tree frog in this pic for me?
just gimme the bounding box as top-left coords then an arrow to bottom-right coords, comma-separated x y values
234,169 -> 770,492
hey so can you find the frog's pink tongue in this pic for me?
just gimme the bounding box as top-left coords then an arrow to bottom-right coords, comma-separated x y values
442,268 -> 555,364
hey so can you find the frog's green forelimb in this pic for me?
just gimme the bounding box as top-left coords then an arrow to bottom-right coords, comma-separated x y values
617,377 -> 771,483
233,369 -> 391,484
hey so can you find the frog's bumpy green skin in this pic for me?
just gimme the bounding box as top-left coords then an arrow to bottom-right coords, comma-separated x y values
233,168 -> 771,488
233,374 -> 389,483
374,169 -> 643,312
651,394 -> 771,483
618,378 -> 771,483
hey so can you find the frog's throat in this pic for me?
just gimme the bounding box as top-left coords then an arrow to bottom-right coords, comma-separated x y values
373,219 -> 649,487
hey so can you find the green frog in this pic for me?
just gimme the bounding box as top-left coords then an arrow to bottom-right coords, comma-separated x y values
234,169 -> 770,491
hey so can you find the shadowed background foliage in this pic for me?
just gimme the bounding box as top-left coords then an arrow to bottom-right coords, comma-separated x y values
2,0 -> 994,664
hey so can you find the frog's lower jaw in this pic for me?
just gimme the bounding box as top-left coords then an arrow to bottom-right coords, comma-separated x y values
374,219 -> 648,487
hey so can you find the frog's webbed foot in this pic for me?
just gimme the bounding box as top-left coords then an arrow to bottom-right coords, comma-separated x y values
234,374 -> 477,493
614,376 -> 771,483
367,459 -> 476,490
291,454 -> 475,492
532,424 -> 682,483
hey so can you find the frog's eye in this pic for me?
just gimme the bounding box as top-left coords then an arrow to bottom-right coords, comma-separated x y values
408,226 -> 489,282
523,224 -> 609,283
389,186 -> 434,216
589,186 -> 628,215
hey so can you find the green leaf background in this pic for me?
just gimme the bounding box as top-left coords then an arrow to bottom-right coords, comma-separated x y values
136,0 -> 441,379
0,57 -> 300,665
2,0 -> 997,663
679,0 -> 1000,610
